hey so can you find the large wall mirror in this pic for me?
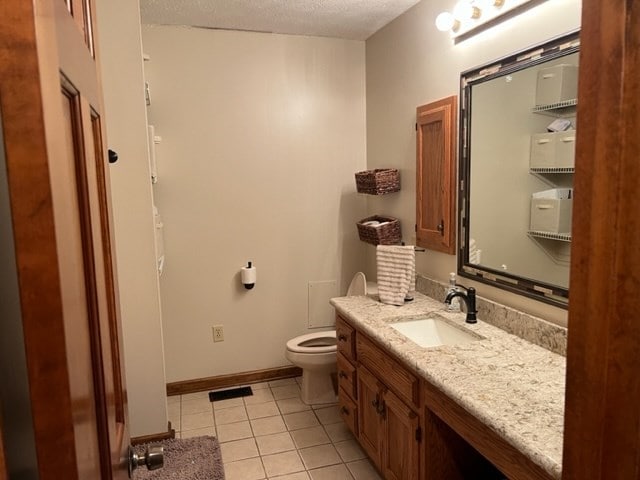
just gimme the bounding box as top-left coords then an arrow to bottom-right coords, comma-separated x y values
458,31 -> 580,308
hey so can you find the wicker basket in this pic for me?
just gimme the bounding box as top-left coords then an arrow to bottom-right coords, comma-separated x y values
355,169 -> 400,195
357,215 -> 401,245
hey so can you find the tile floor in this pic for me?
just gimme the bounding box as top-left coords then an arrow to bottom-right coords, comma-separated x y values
168,377 -> 382,480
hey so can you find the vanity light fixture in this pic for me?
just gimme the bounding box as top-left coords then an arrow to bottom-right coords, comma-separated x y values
435,12 -> 460,32
435,0 -> 545,42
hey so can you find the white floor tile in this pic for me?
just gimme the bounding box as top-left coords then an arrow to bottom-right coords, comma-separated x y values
346,459 -> 382,480
181,397 -> 213,415
255,431 -> 296,456
180,426 -> 215,439
181,391 -> 210,402
249,381 -> 271,390
247,401 -> 280,419
217,421 -> 254,442
334,439 -> 366,462
272,384 -> 302,400
314,405 -> 342,425
269,378 -> 298,388
180,377 -> 378,480
309,463 -> 355,480
283,411 -> 320,431
215,405 -> 249,425
277,398 -> 312,414
220,437 -> 259,463
311,401 -> 338,410
323,422 -> 354,443
251,415 -> 287,436
245,388 -> 275,405
224,457 -> 265,480
298,444 -> 342,470
270,472 -> 310,480
261,450 -> 305,477
290,426 -> 331,449
181,410 -> 215,431
213,397 -> 245,410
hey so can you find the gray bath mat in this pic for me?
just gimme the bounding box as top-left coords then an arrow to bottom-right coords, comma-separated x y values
134,436 -> 225,480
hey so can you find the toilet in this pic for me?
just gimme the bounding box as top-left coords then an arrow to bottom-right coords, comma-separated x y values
285,272 -> 368,405
285,331 -> 338,405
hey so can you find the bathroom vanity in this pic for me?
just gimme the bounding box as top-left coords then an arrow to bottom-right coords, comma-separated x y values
331,292 -> 565,480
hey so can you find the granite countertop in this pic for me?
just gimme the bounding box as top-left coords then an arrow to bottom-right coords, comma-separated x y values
330,292 -> 566,479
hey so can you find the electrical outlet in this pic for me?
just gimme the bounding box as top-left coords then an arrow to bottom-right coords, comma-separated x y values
212,325 -> 224,343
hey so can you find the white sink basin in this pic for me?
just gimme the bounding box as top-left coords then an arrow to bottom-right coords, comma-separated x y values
390,317 -> 480,348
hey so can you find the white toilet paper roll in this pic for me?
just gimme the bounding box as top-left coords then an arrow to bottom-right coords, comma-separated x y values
241,266 -> 256,286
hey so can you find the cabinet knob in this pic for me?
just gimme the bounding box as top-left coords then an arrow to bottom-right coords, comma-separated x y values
340,406 -> 350,416
338,334 -> 348,342
339,371 -> 348,379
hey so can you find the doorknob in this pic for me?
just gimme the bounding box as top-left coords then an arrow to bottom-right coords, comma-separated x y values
108,149 -> 119,164
128,444 -> 164,477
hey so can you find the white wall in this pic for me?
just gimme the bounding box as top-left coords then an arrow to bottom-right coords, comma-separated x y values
141,26 -> 367,383
95,0 -> 168,437
365,0 -> 582,326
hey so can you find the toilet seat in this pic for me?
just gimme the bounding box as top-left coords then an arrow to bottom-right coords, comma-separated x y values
286,331 -> 337,354
347,272 -> 367,296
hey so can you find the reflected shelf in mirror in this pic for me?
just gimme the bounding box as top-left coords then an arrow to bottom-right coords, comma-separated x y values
531,98 -> 577,117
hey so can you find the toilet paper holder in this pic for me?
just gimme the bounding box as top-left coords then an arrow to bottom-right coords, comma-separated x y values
241,261 -> 256,290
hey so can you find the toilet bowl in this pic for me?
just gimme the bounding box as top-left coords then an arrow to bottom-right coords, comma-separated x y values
285,331 -> 337,405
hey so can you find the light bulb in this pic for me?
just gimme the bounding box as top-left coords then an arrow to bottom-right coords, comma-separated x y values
477,0 -> 504,8
435,12 -> 456,31
453,0 -> 482,19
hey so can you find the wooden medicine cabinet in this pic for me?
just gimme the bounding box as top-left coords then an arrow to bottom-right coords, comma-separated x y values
416,96 -> 457,254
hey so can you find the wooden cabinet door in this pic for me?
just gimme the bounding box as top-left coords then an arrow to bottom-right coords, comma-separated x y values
0,0 -> 128,478
357,365 -> 384,469
416,96 -> 457,254
382,389 -> 421,480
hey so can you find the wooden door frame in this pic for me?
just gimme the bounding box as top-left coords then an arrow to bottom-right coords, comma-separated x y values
562,0 -> 640,478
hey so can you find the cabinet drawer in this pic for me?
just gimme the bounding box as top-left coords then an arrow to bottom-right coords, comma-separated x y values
338,388 -> 358,437
336,315 -> 356,360
337,352 -> 357,400
356,334 -> 419,408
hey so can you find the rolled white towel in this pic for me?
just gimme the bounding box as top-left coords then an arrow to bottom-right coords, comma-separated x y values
376,245 -> 415,306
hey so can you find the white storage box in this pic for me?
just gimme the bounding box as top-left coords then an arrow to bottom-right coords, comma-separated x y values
530,130 -> 576,168
530,189 -> 573,233
535,64 -> 579,106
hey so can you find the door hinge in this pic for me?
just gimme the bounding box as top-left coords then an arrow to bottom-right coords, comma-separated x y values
415,122 -> 418,131
415,426 -> 422,443
414,223 -> 417,233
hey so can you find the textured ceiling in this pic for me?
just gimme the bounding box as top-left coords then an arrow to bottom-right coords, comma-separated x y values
139,0 -> 421,40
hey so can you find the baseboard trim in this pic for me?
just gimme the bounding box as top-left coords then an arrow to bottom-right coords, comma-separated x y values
166,366 -> 303,396
131,422 -> 175,445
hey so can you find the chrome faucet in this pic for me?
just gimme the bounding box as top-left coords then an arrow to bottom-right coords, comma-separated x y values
444,285 -> 477,324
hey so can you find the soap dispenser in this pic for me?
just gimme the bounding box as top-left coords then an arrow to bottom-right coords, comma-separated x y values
447,272 -> 461,312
